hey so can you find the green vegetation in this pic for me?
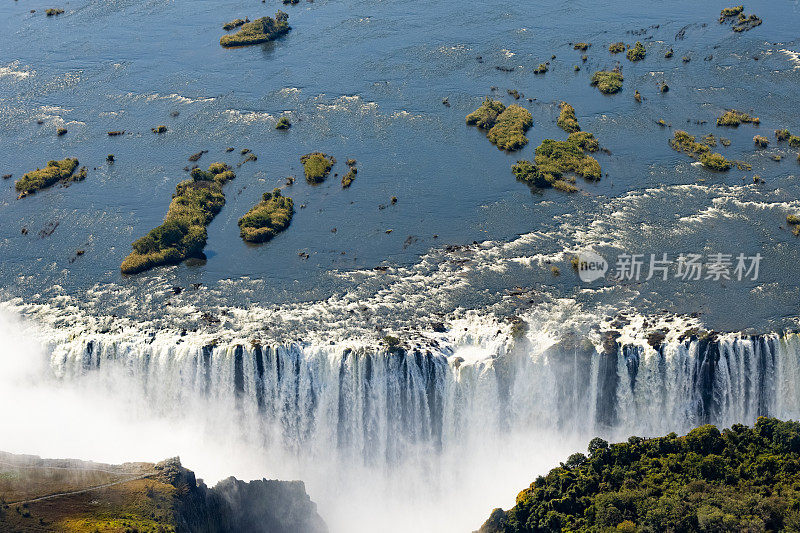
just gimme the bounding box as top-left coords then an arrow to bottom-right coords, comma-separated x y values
568,131 -> 599,152
151,125 -> 167,133
659,82 -> 669,93
733,12 -> 762,32
790,136 -> 800,148
238,188 -> 293,243
479,418 -> 800,533
485,105 -> 533,151
222,18 -> 247,31
776,129 -> 791,141
382,335 -> 401,349
670,130 -> 732,171
342,167 -> 357,188
573,43 -> 589,51
626,41 -> 646,61
788,214 -> 800,236
753,135 -> 769,148
45,8 -> 64,16
608,42 -> 625,54
512,138 -> 600,193
556,102 -> 580,133
275,116 -> 291,129
107,130 -> 124,136
220,12 -> 290,47
665,48 -> 674,58
301,152 -> 335,183
15,158 -> 84,197
466,98 -> 506,129
590,70 -> 623,94
634,90 -> 641,103
533,63 -> 548,74
57,127 -> 67,136
120,163 -> 235,274
719,5 -> 744,19
717,109 -> 759,127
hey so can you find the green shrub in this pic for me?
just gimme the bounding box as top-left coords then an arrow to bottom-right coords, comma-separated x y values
670,130 -> 732,170
341,167 -> 357,188
787,214 -> 800,225
151,125 -> 167,133
556,102 -> 580,133
466,98 -> 506,129
222,18 -> 247,31
573,43 -> 589,51
45,8 -> 64,16
789,136 -> 800,148
719,5 -> 744,19
753,135 -> 769,148
220,12 -> 290,47
533,63 -> 548,74
626,41 -> 646,61
121,163 -> 235,274
567,131 -> 599,152
591,70 -> 623,94
301,152 -> 335,183
776,129 -> 791,141
485,105 -> 533,151
238,188 -> 293,243
665,48 -> 674,58
608,42 -> 625,54
57,127 -> 67,136
716,109 -> 759,127
15,158 -> 80,196
275,116 -> 291,129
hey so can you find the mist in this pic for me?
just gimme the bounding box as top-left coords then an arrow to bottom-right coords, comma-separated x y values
0,308 -> 586,532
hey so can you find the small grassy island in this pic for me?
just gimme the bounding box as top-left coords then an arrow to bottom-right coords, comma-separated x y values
120,163 -> 235,274
301,152 -> 335,183
275,116 -> 291,129
556,102 -> 580,133
220,11 -> 290,47
15,158 -> 86,198
45,8 -> 64,16
342,159 -> 357,188
670,130 -> 732,171
512,105 -> 600,193
238,188 -> 294,243
720,6 -> 762,31
466,99 -> 533,151
478,418 -> 800,533
590,70 -> 623,94
625,41 -> 646,61
717,109 -> 760,127
608,42 -> 625,54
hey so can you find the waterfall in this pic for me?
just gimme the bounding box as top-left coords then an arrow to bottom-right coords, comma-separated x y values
44,328 -> 800,457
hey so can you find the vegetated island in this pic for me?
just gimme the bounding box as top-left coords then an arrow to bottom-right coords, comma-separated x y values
220,11 -> 290,47
301,152 -> 336,183
0,451 -> 327,533
626,41 -> 646,61
608,42 -> 625,54
512,102 -> 600,193
590,70 -> 623,94
669,130 -> 732,171
466,98 -> 533,151
120,163 -> 235,274
15,158 -> 86,198
717,109 -> 760,127
477,418 -> 800,533
238,188 -> 294,243
719,5 -> 762,32
342,158 -> 357,188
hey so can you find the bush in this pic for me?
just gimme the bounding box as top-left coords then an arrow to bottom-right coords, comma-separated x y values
341,167 -> 357,188
121,163 -> 235,274
485,105 -> 533,151
753,135 -> 769,148
573,43 -> 589,51
238,188 -> 294,243
776,129 -> 791,141
222,18 -> 247,31
626,41 -> 646,61
556,102 -> 580,133
15,158 -> 80,196
151,125 -> 167,133
608,42 -> 625,54
220,12 -> 290,47
466,98 -> 506,129
591,70 -> 623,94
669,130 -> 732,171
716,109 -> 759,127
301,152 -> 335,183
275,116 -> 291,129
45,8 -> 64,16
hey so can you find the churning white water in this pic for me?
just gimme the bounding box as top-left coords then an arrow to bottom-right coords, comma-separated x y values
2,304 -> 800,532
